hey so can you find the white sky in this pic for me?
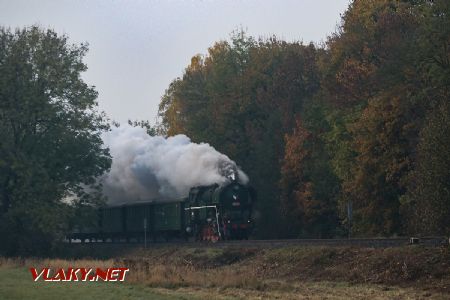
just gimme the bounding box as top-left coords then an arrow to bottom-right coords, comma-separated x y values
1,0 -> 350,124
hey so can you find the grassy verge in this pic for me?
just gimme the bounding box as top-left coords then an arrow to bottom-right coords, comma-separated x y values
1,266 -> 441,300
1,245 -> 449,299
0,266 -> 193,300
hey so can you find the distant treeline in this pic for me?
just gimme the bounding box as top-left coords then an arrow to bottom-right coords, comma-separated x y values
157,0 -> 450,238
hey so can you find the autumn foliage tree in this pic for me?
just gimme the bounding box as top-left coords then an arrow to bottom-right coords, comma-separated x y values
280,118 -> 339,237
321,0 -> 449,235
159,33 -> 323,237
159,0 -> 449,237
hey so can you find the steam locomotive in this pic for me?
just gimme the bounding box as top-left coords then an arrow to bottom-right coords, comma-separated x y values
69,180 -> 256,242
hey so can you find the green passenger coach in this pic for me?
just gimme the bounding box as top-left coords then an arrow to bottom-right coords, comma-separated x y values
69,180 -> 255,242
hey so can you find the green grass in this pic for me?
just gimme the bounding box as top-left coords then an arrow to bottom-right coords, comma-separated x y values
1,265 -> 446,300
0,267 -> 195,300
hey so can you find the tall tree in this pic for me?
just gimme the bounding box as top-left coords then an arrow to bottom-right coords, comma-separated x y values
0,26 -> 111,255
400,0 -> 450,234
158,32 -> 324,237
402,101 -> 450,234
322,0 -> 426,235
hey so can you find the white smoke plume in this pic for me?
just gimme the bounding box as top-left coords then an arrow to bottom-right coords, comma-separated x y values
101,125 -> 249,205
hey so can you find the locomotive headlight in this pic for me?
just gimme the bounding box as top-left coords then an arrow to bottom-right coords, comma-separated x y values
186,226 -> 192,233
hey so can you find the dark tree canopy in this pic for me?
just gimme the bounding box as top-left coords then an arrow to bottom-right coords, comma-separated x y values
159,0 -> 450,237
0,26 -> 111,255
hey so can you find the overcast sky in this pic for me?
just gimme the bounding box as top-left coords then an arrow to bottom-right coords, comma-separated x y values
1,0 -> 350,124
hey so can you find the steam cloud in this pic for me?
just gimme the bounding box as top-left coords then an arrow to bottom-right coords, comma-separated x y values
101,125 -> 248,205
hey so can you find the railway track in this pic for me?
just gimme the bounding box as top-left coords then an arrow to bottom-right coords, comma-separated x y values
69,236 -> 449,248
214,237 -> 449,248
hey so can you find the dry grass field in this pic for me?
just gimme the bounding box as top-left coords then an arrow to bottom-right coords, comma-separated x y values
1,245 -> 449,299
